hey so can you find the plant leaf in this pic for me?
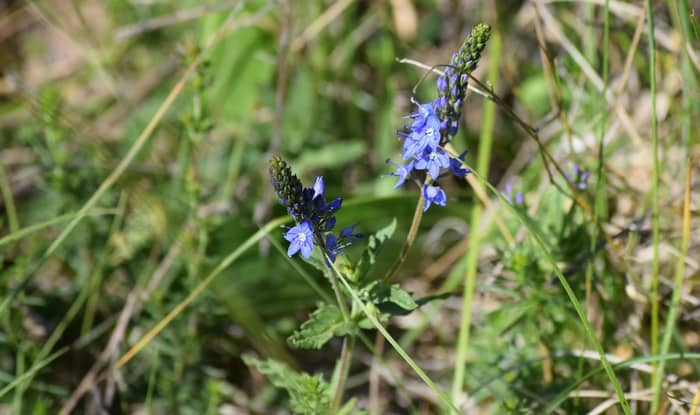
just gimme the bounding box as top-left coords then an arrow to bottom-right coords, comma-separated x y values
243,356 -> 331,415
288,303 -> 355,349
353,218 -> 396,282
363,281 -> 418,316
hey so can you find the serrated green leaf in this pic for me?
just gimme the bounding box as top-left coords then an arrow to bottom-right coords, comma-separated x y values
353,218 -> 396,282
362,281 -> 418,316
288,303 -> 354,349
242,356 -> 331,415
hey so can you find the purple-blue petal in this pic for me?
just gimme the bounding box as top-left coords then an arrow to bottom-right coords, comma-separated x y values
325,216 -> 336,231
287,240 -> 301,256
300,240 -> 313,258
328,197 -> 343,212
312,176 -> 324,199
422,184 -> 447,211
326,233 -> 337,250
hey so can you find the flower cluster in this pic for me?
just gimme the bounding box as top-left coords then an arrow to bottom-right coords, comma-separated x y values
435,23 -> 492,139
269,156 -> 362,261
388,23 -> 491,211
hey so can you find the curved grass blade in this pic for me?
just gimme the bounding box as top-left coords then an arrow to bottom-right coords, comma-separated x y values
0,348 -> 68,398
0,209 -> 118,248
115,216 -> 287,369
652,160 -> 693,408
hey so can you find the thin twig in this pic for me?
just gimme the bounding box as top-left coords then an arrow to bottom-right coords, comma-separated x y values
396,58 -> 491,99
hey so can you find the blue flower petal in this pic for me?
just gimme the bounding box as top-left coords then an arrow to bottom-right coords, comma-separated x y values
312,176 -> 324,199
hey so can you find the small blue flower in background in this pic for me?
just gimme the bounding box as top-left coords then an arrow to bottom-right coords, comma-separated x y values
565,164 -> 590,190
422,185 -> 447,211
285,221 -> 314,258
502,182 -> 524,205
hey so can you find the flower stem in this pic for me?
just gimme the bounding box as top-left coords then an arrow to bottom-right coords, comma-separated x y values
384,192 -> 425,282
327,260 -> 351,324
324,252 -> 354,410
331,333 -> 356,410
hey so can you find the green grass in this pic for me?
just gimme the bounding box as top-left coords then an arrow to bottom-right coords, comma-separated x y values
0,1 -> 697,413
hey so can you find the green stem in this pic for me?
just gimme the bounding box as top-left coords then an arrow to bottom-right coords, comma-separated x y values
324,253 -> 353,409
328,267 -> 351,322
330,260 -> 462,414
331,334 -> 356,410
384,191 -> 425,282
645,1 -> 661,410
0,162 -> 19,234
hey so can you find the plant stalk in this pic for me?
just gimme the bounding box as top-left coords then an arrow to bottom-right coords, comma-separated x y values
331,334 -> 356,410
384,192 -> 425,281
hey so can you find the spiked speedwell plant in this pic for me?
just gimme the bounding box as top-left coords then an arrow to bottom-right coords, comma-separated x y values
246,23 -> 493,415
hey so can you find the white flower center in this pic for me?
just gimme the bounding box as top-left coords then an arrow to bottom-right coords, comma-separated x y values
429,151 -> 437,160
298,233 -> 306,242
424,128 -> 434,139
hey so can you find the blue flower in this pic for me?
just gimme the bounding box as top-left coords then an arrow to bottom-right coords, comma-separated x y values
340,224 -> 364,242
408,99 -> 439,130
422,184 -> 447,211
285,221 -> 315,258
414,147 -> 450,180
449,150 -> 470,177
399,101 -> 442,160
386,159 -> 414,188
565,165 -> 590,190
324,225 -> 364,264
325,233 -> 340,263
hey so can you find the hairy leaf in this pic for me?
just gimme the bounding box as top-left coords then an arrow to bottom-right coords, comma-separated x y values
243,356 -> 331,415
288,303 -> 354,349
